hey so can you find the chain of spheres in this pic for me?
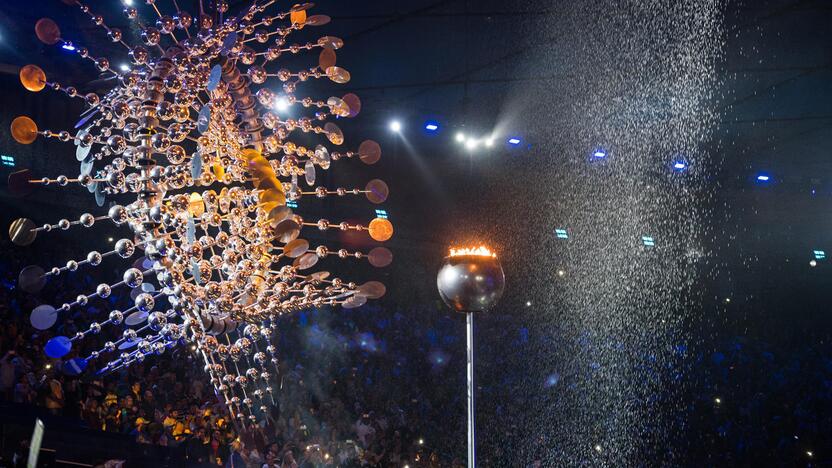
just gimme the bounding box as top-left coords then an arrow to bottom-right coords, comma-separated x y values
7,0 -> 394,427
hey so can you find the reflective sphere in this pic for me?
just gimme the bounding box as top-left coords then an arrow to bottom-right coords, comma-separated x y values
437,254 -> 505,313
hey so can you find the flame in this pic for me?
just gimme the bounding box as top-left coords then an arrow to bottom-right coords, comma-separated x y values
449,245 -> 497,258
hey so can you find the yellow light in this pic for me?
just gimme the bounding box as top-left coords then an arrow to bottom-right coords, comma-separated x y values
449,245 -> 496,258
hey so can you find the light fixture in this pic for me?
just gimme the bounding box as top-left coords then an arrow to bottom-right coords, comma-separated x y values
592,148 -> 607,159
507,137 -> 521,146
424,121 -> 439,132
673,161 -> 687,171
273,95 -> 290,112
756,173 -> 771,182
555,228 -> 568,239
484,137 -> 494,148
119,63 -> 130,72
389,120 -> 402,133
456,132 -> 466,143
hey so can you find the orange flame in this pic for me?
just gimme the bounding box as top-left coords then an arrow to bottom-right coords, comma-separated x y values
449,245 -> 497,258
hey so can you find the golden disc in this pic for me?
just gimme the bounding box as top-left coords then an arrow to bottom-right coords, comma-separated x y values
368,218 -> 393,242
188,192 -> 205,217
319,48 -> 336,71
11,116 -> 38,145
19,65 -> 46,92
290,9 -> 307,25
35,18 -> 61,45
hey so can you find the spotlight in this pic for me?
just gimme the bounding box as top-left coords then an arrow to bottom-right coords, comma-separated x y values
61,42 -> 76,51
507,137 -> 521,146
592,148 -> 607,159
464,139 -> 478,150
484,137 -> 495,148
641,236 -> 655,247
756,173 -> 771,182
555,228 -> 568,239
124,0 -> 133,4
119,63 -> 131,72
424,121 -> 439,132
813,250 -> 826,260
456,132 -> 466,143
673,161 -> 687,171
389,120 -> 402,133
273,96 -> 290,112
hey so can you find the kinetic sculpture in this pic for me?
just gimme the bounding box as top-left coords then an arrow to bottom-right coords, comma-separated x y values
7,0 -> 393,427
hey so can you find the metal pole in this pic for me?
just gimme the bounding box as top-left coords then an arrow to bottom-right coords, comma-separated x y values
466,312 -> 476,468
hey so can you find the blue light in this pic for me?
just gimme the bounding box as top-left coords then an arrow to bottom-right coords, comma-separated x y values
286,200 -> 298,208
555,228 -> 568,240
375,209 -> 388,219
673,161 -> 687,171
641,236 -> 655,247
424,121 -> 439,132
1,155 -> 14,167
592,148 -> 607,159
756,174 -> 771,182
507,138 -> 521,146
813,250 -> 826,260
61,42 -> 76,51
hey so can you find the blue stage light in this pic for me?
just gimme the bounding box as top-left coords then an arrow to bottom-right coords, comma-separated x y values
61,42 -> 76,51
673,161 -> 687,171
286,200 -> 298,208
555,228 -> 568,239
424,122 -> 439,132
1,155 -> 14,167
507,137 -> 521,146
375,209 -> 388,219
813,250 -> 826,260
756,174 -> 771,182
592,148 -> 607,159
641,236 -> 655,247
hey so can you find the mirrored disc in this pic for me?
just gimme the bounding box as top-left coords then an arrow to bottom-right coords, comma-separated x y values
197,105 -> 211,133
118,339 -> 139,350
359,140 -> 381,164
221,31 -> 238,55
318,36 -> 343,50
268,206 -> 293,227
343,294 -> 367,309
76,142 -> 92,162
368,247 -> 393,268
305,15 -> 331,26
327,96 -> 349,117
9,218 -> 37,246
186,215 -> 196,242
44,336 -> 72,358
62,358 -> 88,376
35,18 -> 61,45
365,179 -> 389,204
191,152 -> 203,179
80,159 -> 94,177
357,281 -> 386,299
324,122 -> 343,145
342,93 -> 361,118
30,304 -> 57,330
94,182 -> 105,207
8,169 -> 35,197
311,271 -> 330,281
304,160 -> 316,185
125,311 -> 148,326
19,265 -> 46,293
207,64 -> 222,91
283,238 -> 309,258
290,2 -> 314,12
274,218 -> 300,244
140,282 -> 155,293
319,48 -> 336,70
294,252 -> 319,270
325,66 -> 350,84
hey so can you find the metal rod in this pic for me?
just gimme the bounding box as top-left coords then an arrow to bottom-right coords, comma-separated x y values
466,311 -> 475,468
